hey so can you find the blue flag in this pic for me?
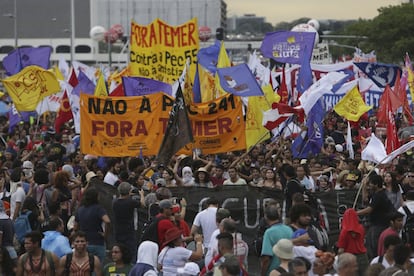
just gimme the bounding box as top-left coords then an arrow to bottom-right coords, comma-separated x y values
2,46 -> 52,76
72,71 -> 95,96
354,62 -> 401,88
260,31 -> 315,65
216,64 -> 263,97
292,100 -> 325,158
297,46 -> 314,94
197,40 -> 221,73
192,64 -> 201,103
122,77 -> 172,96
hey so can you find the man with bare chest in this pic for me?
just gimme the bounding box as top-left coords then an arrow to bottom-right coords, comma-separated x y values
16,231 -> 59,276
58,231 -> 102,276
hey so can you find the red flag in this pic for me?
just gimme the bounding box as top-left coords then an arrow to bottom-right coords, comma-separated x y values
68,67 -> 78,87
394,73 -> 413,124
109,83 -> 125,97
54,90 -> 73,133
377,85 -> 402,125
382,85 -> 400,153
277,67 -> 289,104
262,103 -> 304,130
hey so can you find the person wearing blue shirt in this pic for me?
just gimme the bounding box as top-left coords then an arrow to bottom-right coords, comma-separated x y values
41,217 -> 72,258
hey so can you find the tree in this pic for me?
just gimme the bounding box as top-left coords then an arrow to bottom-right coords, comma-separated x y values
339,4 -> 414,63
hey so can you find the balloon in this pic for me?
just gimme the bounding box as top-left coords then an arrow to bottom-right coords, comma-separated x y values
111,24 -> 124,37
307,19 -> 320,31
291,23 -> 319,47
90,26 -> 106,41
198,26 -> 212,42
104,29 -> 119,44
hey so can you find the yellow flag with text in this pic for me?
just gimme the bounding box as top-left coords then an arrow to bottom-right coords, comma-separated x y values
129,18 -> 199,84
334,85 -> 372,122
2,65 -> 60,111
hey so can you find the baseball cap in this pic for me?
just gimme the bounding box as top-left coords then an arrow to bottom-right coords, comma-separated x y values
177,262 -> 200,275
159,199 -> 173,209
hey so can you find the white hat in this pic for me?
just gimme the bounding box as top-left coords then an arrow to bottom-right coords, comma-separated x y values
177,262 -> 200,275
85,171 -> 97,182
272,239 -> 293,260
335,144 -> 344,152
22,161 -> 34,170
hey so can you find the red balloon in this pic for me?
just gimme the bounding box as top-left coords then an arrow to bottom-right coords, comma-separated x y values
199,26 -> 212,42
104,29 -> 119,43
111,24 -> 124,37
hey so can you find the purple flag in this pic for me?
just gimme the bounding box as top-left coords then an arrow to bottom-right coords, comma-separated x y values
354,62 -> 401,88
260,31 -> 315,65
72,71 -> 95,96
292,100 -> 325,158
8,104 -> 35,133
122,77 -> 172,96
216,64 -> 264,97
2,46 -> 52,76
197,40 -> 221,73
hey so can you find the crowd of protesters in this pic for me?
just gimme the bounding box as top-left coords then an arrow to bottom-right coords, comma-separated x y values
0,108 -> 414,276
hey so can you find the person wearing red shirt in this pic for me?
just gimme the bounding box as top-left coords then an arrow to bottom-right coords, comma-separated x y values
337,208 -> 368,276
377,211 -> 404,256
156,199 -> 177,250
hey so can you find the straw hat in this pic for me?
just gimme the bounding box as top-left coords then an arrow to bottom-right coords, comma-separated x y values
272,239 -> 293,260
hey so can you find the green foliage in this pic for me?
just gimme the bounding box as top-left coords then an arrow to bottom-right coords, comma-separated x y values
338,4 -> 414,63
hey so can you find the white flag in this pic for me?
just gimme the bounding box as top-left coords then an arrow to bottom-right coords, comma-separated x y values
381,140 -> 414,164
299,71 -> 347,115
361,133 -> 387,163
346,121 -> 354,159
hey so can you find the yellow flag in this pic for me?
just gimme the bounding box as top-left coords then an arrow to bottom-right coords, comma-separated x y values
334,85 -> 372,122
407,66 -> 414,102
94,73 -> 108,97
108,65 -> 130,85
2,65 -> 60,111
199,64 -> 216,103
183,62 -> 194,104
214,41 -> 231,98
52,65 -> 65,81
245,84 -> 280,149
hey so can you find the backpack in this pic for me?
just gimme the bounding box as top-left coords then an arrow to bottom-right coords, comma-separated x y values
64,252 -> 94,275
402,206 -> 414,250
140,215 -> 166,244
21,250 -> 55,276
14,210 -> 32,243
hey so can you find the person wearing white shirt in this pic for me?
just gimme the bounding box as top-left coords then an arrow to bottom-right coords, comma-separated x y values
223,167 -> 247,186
191,198 -> 219,249
369,235 -> 402,269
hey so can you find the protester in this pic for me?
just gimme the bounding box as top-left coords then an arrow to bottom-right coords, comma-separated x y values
103,243 -> 133,276
16,231 -> 59,276
129,241 -> 159,276
58,231 -> 102,275
74,188 -> 111,263
41,217 -> 72,258
158,227 -> 203,276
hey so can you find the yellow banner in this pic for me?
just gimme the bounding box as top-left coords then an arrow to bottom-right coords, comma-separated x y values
2,65 -> 60,111
80,93 -> 245,157
129,18 -> 199,84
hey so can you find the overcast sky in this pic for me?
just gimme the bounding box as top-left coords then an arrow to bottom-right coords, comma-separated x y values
225,0 -> 405,25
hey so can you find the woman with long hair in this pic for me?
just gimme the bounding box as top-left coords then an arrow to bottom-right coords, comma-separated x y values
51,171 -> 72,230
383,171 -> 403,210
103,243 -> 133,276
257,168 -> 282,190
74,188 -> 111,264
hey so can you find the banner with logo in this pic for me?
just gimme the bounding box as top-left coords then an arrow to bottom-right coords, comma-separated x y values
80,93 -> 246,157
129,18 -> 199,84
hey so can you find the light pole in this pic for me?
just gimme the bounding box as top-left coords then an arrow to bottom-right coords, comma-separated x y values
2,10 -> 17,48
70,0 -> 75,64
